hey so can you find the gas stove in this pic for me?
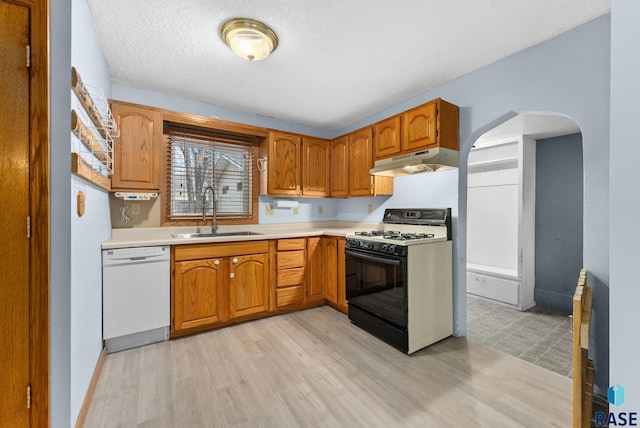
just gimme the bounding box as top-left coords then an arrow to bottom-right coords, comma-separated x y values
354,230 -> 435,240
346,208 -> 452,254
345,207 -> 453,354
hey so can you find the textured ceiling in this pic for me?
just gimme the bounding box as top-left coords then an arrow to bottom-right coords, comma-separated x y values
87,0 -> 610,131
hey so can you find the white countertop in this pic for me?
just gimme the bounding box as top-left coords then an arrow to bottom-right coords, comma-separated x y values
102,221 -> 381,249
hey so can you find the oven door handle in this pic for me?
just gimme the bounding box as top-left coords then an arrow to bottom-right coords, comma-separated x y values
345,249 -> 402,266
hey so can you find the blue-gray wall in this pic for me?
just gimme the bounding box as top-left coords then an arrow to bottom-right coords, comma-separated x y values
50,0 -> 72,425
69,0 -> 113,422
343,15 -> 611,394
106,15 -> 613,394
610,0 -> 640,410
50,10 -> 619,422
534,133 -> 583,314
111,84 -> 333,139
51,0 -> 114,426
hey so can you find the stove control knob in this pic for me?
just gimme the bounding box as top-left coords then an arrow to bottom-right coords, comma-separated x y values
387,245 -> 396,254
381,244 -> 389,252
365,241 -> 374,250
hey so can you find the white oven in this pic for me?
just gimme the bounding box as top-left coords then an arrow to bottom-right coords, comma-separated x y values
345,208 -> 453,354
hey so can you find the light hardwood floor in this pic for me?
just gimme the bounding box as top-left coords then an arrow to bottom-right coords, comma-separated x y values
84,306 -> 571,427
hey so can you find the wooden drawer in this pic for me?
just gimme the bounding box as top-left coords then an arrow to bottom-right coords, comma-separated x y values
277,238 -> 306,251
276,285 -> 305,308
277,250 -> 305,269
174,240 -> 269,261
277,267 -> 305,287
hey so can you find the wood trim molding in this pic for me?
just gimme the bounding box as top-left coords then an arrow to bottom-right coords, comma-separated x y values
160,129 -> 261,227
24,0 -> 51,425
107,99 -> 269,139
162,109 -> 268,138
74,348 -> 107,428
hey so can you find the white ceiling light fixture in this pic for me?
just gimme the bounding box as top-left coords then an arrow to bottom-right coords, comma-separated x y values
221,18 -> 278,61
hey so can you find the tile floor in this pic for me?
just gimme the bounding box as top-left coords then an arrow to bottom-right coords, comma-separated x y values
466,294 -> 573,377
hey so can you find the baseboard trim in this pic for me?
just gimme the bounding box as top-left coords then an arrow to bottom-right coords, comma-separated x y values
75,347 -> 107,428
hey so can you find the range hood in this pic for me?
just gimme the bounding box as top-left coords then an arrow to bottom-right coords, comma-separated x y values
370,147 -> 459,177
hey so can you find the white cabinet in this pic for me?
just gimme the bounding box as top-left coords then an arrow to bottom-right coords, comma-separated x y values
466,136 -> 536,310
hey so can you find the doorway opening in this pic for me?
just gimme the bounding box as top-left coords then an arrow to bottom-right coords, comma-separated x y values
465,113 -> 583,377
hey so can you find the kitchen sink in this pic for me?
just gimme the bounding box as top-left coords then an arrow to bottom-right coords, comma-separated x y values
172,231 -> 263,239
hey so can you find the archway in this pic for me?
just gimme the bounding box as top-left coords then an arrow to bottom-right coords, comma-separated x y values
462,112 -> 583,376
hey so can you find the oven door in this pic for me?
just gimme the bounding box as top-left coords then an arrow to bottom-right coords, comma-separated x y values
345,248 -> 407,329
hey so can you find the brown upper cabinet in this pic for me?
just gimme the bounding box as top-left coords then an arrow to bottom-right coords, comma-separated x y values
330,135 -> 349,197
262,131 -> 331,197
331,128 -> 393,197
110,100 -> 163,191
109,97 -> 457,198
373,115 -> 402,159
373,98 -> 459,161
302,136 -> 330,197
265,130 -> 302,196
348,127 -> 375,196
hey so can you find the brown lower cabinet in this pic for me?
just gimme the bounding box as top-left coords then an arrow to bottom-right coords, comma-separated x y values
325,237 -> 347,312
173,258 -> 226,331
309,236 -> 348,312
307,237 -> 326,301
171,241 -> 270,336
275,238 -> 307,308
172,237 -> 347,337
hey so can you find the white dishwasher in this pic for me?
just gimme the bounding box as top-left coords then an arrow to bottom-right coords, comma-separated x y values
102,246 -> 170,353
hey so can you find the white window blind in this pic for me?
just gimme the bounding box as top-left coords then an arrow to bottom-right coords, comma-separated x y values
168,133 -> 254,219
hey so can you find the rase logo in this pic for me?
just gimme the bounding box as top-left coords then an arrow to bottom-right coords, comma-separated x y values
595,384 -> 638,427
610,384 -> 626,407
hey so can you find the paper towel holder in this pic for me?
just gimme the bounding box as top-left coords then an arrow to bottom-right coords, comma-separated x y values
273,199 -> 299,209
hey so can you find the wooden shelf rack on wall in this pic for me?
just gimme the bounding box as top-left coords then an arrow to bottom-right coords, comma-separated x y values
70,66 -> 117,191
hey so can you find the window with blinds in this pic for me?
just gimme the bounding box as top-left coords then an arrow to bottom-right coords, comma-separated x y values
167,133 -> 255,219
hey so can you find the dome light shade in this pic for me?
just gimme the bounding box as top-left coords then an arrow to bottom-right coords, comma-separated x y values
221,18 -> 278,61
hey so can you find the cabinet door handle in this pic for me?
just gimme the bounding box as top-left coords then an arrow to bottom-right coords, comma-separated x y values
214,259 -> 220,266
229,273 -> 235,278
232,258 -> 238,264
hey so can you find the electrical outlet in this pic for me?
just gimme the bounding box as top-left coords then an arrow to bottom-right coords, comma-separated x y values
293,207 -> 299,215
317,205 -> 323,215
265,204 -> 274,215
132,202 -> 141,216
368,204 -> 373,214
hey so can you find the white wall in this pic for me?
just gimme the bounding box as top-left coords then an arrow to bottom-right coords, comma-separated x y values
610,0 -> 640,410
467,142 -> 520,272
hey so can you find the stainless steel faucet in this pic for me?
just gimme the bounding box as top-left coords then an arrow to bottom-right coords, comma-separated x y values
202,186 -> 218,233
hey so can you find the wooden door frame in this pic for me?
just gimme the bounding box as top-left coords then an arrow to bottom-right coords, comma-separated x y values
6,0 -> 52,425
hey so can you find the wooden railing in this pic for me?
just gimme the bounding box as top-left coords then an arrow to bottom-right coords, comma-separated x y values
573,269 -> 594,428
